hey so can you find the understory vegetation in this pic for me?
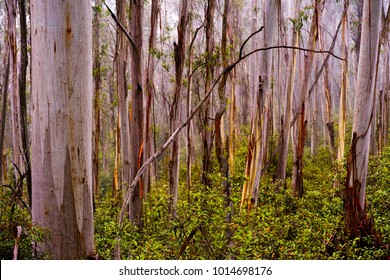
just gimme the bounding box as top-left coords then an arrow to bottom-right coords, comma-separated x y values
92,141 -> 390,260
1,137 -> 389,260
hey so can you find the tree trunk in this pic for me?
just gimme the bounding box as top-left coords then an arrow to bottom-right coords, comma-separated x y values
378,5 -> 390,153
128,0 -> 144,227
292,0 -> 320,198
201,0 -> 215,188
242,0 -> 278,210
30,0 -> 95,259
116,0 -> 131,203
93,0 -> 102,207
144,0 -> 159,197
226,1 -> 239,172
8,0 -> 23,178
344,0 -> 382,238
319,25 -> 335,157
17,0 -> 31,205
310,62 -> 319,156
337,0 -> 349,162
276,0 -> 300,182
169,0 -> 188,216
185,9 -> 199,200
354,0 -> 364,65
215,0 -> 233,247
113,112 -> 120,197
0,39 -> 10,185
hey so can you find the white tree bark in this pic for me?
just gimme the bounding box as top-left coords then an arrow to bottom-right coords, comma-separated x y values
348,0 -> 382,210
8,0 -> 23,175
337,0 -> 349,162
31,0 -> 94,259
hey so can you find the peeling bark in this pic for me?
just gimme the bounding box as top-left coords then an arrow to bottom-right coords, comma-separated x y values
31,0 -> 94,259
344,0 -> 382,238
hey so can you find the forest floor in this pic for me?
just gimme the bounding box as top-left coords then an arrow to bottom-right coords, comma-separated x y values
93,145 -> 390,260
1,144 -> 389,260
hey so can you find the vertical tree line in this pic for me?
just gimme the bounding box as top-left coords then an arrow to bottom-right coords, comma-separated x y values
0,0 -> 389,259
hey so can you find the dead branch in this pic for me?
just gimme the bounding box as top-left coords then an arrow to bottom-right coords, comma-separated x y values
103,1 -> 137,51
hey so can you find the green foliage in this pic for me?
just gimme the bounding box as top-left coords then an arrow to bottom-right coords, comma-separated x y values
0,179 -> 48,260
367,147 -> 390,247
93,138 -> 390,260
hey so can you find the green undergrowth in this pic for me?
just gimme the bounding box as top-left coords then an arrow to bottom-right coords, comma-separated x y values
1,144 -> 388,259
94,146 -> 390,260
0,177 -> 48,260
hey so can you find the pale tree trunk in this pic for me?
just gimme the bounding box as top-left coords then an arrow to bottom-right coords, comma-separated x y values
344,0 -> 382,238
276,0 -> 300,182
0,40 -> 10,185
227,3 -> 237,172
144,0 -> 159,197
185,5 -> 199,199
354,0 -> 364,65
249,0 -> 259,120
30,0 -> 95,259
169,0 -> 188,216
378,5 -> 389,153
292,0 -> 321,198
310,62 -> 319,156
252,0 -> 279,207
93,0 -> 102,206
319,25 -> 335,157
337,0 -> 349,162
241,0 -> 261,208
8,0 -> 23,177
241,0 -> 278,210
128,0 -> 144,227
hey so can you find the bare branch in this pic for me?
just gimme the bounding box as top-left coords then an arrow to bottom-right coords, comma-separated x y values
103,1 -> 137,51
243,45 -> 344,61
239,26 -> 264,59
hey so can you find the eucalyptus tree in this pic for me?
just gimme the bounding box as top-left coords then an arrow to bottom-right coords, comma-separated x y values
344,0 -> 382,238
8,0 -> 23,179
242,0 -> 279,210
201,0 -> 215,188
169,0 -> 189,215
128,0 -> 145,227
30,0 -> 95,259
292,0 -> 321,198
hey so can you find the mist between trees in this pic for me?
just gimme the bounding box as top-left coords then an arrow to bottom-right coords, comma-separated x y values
0,0 -> 389,260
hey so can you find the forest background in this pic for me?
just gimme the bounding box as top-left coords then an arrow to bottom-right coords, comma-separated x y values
0,0 -> 389,260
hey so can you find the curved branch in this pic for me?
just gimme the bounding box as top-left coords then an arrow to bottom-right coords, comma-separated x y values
239,26 -> 264,59
243,45 -> 344,61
